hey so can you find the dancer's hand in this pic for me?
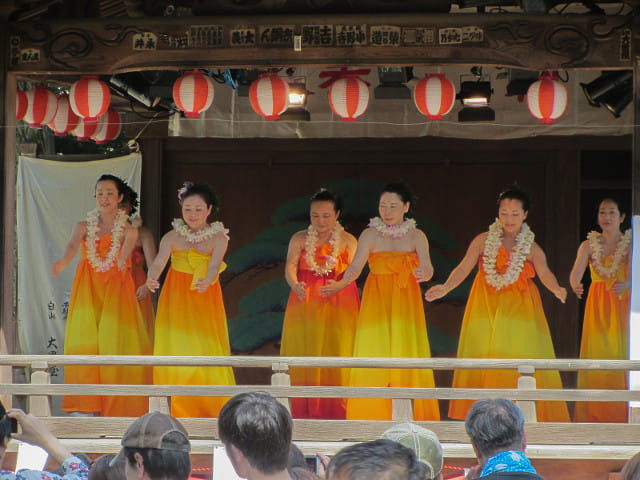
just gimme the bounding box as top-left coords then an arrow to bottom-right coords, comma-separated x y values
425,284 -> 447,302
612,280 -> 630,296
572,282 -> 584,299
319,279 -> 341,297
136,284 -> 149,301
414,267 -> 428,282
193,277 -> 211,293
51,260 -> 66,277
292,282 -> 306,299
146,277 -> 160,293
555,286 -> 567,303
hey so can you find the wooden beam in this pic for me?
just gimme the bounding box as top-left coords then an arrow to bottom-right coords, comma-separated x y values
7,13 -> 634,74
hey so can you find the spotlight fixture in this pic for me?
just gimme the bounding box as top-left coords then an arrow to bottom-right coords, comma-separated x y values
506,69 -> 539,100
374,67 -> 413,99
581,70 -> 632,117
287,80 -> 307,107
281,77 -> 310,121
457,76 -> 495,121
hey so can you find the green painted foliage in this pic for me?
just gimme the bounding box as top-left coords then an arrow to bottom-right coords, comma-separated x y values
228,311 -> 284,352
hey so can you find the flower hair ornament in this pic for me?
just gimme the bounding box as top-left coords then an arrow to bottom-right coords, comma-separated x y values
177,181 -> 194,204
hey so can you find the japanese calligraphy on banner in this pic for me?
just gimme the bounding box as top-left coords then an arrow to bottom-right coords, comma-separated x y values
301,25 -> 333,46
132,32 -> 157,51
189,25 -> 224,47
259,25 -> 295,45
370,26 -> 401,46
335,25 -> 367,46
19,48 -> 40,63
439,26 -> 484,45
403,28 -> 436,46
620,28 -> 631,61
230,28 -> 256,46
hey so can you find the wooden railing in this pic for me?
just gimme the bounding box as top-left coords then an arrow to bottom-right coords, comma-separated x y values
1,355 -> 640,461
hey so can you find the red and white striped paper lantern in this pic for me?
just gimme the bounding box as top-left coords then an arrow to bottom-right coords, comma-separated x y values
249,73 -> 289,120
413,74 -> 456,120
328,77 -> 369,122
24,86 -> 58,129
91,108 -> 122,144
72,117 -> 98,141
527,72 -> 568,124
48,94 -> 79,136
173,71 -> 214,118
16,89 -> 28,121
69,76 -> 111,121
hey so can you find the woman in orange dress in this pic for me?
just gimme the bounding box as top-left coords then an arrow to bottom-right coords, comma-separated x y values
121,186 -> 156,340
52,174 -> 152,417
280,189 -> 359,419
570,198 -> 631,422
425,185 -> 569,422
147,182 -> 235,418
323,182 -> 439,421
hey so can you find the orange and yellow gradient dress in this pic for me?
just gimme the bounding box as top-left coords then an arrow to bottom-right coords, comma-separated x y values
449,246 -> 570,422
280,244 -> 360,419
574,255 -> 630,423
153,249 -> 235,417
62,235 -> 153,417
131,246 -> 155,341
346,251 -> 440,421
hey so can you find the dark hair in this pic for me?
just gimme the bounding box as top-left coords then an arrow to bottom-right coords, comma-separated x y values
288,443 -> 307,471
218,392 -> 292,475
620,451 -> 640,480
89,454 -> 124,480
326,439 -> 427,480
95,174 -> 128,197
311,188 -> 343,213
381,182 -> 416,206
465,398 -> 525,459
497,183 -> 531,212
290,466 -> 322,480
124,432 -> 191,480
120,185 -> 139,217
178,181 -> 219,212
0,401 -> 11,445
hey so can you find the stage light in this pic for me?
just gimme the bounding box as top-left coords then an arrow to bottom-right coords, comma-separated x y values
374,67 -> 413,99
581,70 -> 632,106
457,77 -> 495,121
287,81 -> 307,107
506,69 -> 539,99
599,79 -> 633,118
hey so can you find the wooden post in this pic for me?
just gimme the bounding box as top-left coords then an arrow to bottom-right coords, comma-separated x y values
149,396 -> 171,414
29,361 -> 51,416
517,365 -> 537,423
392,398 -> 414,422
271,362 -> 291,413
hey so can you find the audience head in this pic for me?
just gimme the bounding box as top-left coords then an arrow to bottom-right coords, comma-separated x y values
288,443 -> 307,471
114,411 -> 191,480
381,423 -> 443,480
218,392 -> 292,477
465,398 -> 526,464
620,451 -> 640,480
290,466 -> 322,480
326,439 -> 427,480
90,454 -> 125,480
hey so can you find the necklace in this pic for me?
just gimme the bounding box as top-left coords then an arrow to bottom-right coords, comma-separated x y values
483,219 -> 535,290
172,218 -> 229,244
587,229 -> 631,278
85,209 -> 128,272
369,217 -> 416,238
304,222 -> 343,276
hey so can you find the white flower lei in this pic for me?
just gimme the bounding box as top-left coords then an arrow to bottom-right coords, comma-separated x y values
304,222 -> 344,276
587,229 -> 632,279
85,208 -> 128,272
171,218 -> 229,244
483,219 -> 535,290
369,217 -> 416,238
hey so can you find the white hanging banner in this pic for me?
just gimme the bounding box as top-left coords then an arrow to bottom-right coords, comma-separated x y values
16,154 -> 142,373
630,215 -> 640,407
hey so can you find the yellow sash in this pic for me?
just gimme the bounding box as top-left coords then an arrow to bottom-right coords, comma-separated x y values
171,249 -> 227,290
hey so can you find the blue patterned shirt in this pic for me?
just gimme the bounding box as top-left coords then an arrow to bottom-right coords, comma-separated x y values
480,450 -> 536,477
0,456 -> 89,480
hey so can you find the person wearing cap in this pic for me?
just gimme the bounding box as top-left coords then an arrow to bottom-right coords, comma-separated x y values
326,439 -> 426,480
0,404 -> 89,480
113,411 -> 191,480
380,423 -> 443,480
464,399 -> 545,480
218,392 -> 293,480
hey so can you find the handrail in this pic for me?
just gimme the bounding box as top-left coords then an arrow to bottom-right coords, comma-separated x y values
2,355 -> 639,371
